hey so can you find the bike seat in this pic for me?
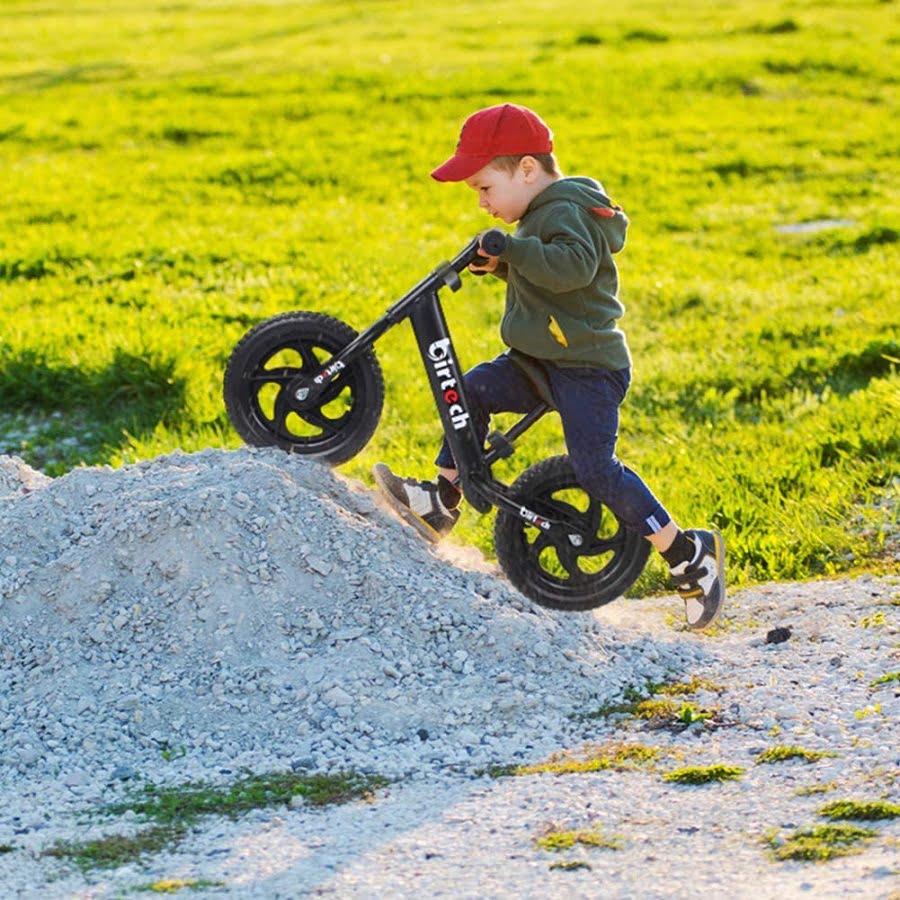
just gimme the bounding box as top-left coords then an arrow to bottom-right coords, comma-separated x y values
505,349 -> 557,411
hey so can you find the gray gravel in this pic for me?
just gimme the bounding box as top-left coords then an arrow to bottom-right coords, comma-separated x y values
0,449 -> 897,898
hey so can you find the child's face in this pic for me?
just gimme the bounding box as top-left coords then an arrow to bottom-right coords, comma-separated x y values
465,161 -> 537,224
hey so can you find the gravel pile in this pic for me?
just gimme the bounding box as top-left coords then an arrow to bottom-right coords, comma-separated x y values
0,448 -> 698,795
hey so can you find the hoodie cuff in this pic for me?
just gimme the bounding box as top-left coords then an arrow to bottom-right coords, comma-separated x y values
499,235 -> 528,267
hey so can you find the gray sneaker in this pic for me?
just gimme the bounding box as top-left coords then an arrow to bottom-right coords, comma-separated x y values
372,463 -> 460,544
670,529 -> 726,630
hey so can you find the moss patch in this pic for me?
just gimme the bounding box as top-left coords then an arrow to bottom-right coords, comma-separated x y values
535,826 -> 621,852
137,879 -> 225,894
106,769 -> 387,824
549,860 -> 592,871
766,824 -> 877,861
657,677 -> 723,696
489,743 -> 662,777
45,769 -> 387,873
870,671 -> 900,687
586,677 -> 723,720
663,765 -> 744,784
756,745 -> 838,764
819,800 -> 900,821
794,781 -> 838,797
43,824 -> 185,872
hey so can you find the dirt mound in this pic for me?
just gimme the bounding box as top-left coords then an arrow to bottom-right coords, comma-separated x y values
0,448 -> 697,781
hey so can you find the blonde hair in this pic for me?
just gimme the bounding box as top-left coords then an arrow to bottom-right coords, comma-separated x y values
488,153 -> 561,177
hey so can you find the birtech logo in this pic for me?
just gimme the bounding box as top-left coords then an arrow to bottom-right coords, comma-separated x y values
519,506 -> 552,531
313,360 -> 345,384
427,338 -> 470,431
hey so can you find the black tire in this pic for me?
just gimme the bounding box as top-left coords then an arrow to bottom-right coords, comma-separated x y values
494,455 -> 650,611
223,312 -> 384,466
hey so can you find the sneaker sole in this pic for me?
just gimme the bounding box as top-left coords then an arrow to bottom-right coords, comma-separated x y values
372,463 -> 443,545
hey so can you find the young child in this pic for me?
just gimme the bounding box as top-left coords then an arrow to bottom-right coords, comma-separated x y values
374,103 -> 725,629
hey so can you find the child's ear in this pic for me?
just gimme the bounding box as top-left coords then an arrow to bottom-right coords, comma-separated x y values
519,156 -> 538,181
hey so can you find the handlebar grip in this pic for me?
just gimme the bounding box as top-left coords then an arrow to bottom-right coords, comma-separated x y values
480,229 -> 508,257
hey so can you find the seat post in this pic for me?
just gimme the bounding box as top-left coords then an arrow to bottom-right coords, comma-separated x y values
482,403 -> 550,468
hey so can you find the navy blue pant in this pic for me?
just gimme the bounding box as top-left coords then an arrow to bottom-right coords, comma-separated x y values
435,353 -> 671,536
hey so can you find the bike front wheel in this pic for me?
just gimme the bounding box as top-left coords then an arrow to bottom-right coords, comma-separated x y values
223,312 -> 384,466
494,455 -> 650,611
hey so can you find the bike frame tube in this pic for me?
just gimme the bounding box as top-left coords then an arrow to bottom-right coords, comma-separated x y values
408,292 -> 494,513
291,259 -> 467,405
290,237 -> 593,540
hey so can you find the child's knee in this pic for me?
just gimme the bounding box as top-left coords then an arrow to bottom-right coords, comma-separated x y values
571,455 -> 623,499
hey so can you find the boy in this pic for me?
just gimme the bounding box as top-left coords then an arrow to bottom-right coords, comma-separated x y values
374,104 -> 725,629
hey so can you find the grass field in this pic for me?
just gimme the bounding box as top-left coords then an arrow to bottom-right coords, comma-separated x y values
1,0 -> 897,593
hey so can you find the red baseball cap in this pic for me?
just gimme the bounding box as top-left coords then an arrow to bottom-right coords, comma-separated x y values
431,104 -> 554,182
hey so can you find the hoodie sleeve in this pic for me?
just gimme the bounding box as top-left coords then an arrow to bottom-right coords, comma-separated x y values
500,204 -> 599,293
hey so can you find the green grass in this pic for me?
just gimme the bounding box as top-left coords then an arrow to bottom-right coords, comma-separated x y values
1,0 -> 897,591
871,672 -> 900,687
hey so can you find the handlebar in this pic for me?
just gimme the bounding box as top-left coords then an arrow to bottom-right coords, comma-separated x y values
449,229 -> 508,275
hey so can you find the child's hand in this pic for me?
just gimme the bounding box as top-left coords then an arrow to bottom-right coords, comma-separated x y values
469,232 -> 501,273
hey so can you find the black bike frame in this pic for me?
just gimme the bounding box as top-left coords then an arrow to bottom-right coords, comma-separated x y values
290,237 -> 591,543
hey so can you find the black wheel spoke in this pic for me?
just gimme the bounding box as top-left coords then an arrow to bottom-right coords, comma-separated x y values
585,522 -> 629,555
538,495 -> 591,533
294,340 -> 322,373
297,406 -> 344,435
249,366 -> 300,386
272,388 -> 290,435
318,372 -> 352,405
526,531 -> 553,565
545,497 -> 583,521
586,536 -> 621,555
585,497 -> 604,535
555,540 -> 587,582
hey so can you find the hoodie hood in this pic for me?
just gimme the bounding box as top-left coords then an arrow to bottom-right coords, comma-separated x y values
526,176 -> 628,252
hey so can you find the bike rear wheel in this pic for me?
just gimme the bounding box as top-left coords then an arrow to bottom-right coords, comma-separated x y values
494,455 -> 650,611
223,312 -> 384,466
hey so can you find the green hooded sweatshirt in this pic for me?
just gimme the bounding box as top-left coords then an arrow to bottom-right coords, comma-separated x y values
496,176 -> 631,370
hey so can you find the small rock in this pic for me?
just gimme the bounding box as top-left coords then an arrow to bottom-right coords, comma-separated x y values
766,626 -> 792,644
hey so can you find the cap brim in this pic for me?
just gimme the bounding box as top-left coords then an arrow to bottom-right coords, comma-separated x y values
430,153 -> 493,182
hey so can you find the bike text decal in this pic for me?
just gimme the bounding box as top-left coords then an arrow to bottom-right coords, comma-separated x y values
427,338 -> 470,431
519,506 -> 552,531
314,360 -> 345,384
